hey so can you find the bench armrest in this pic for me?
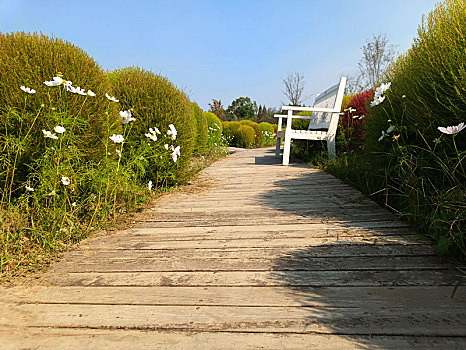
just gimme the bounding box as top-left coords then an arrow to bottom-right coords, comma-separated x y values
281,106 -> 338,113
274,114 -> 313,120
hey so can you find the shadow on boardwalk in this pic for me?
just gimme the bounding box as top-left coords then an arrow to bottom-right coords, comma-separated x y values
255,149 -> 466,348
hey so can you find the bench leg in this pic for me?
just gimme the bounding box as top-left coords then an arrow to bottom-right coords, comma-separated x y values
327,139 -> 336,159
275,136 -> 281,157
282,134 -> 291,165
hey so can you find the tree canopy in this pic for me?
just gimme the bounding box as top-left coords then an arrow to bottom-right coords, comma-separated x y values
226,97 -> 257,121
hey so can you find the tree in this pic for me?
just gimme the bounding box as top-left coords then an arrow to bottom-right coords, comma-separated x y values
282,72 -> 305,106
208,99 -> 226,120
345,74 -> 364,95
358,34 -> 396,89
226,97 -> 257,121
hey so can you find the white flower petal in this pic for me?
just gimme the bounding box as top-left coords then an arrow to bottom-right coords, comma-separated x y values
54,125 -> 66,134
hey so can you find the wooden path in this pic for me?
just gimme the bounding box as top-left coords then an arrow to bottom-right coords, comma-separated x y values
1,147 -> 465,349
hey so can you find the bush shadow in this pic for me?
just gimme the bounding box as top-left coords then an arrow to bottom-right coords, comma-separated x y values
253,151 -> 465,348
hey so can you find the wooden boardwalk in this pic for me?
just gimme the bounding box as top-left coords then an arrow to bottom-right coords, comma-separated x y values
1,147 -> 465,349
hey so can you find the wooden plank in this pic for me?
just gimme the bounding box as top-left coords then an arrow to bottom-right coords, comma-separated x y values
52,255 -> 448,273
77,237 -> 419,250
2,328 -> 465,350
90,227 -> 416,244
46,270 -> 460,287
123,222 -> 410,235
1,303 -> 465,336
4,286 -> 465,308
63,244 -> 437,260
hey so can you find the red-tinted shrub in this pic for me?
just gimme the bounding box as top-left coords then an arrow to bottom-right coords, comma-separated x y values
340,89 -> 375,149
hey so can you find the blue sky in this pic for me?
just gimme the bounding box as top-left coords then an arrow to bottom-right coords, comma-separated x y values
1,0 -> 439,110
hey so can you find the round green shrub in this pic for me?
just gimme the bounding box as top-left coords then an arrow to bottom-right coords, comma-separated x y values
259,122 -> 275,146
240,120 -> 262,146
222,121 -> 241,145
204,112 -> 223,145
191,102 -> 208,153
0,31 -> 120,193
259,122 -> 274,133
235,125 -> 255,148
107,67 -> 195,182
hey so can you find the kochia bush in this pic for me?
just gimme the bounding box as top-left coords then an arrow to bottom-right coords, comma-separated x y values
240,120 -> 262,146
204,112 -> 223,146
0,31 -> 121,196
235,125 -> 255,148
191,102 -> 208,153
107,67 -> 195,183
259,122 -> 275,146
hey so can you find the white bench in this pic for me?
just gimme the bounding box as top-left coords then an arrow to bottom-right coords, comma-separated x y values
274,76 -> 347,165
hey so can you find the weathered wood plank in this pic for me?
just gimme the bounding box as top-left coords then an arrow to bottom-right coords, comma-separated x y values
64,244 -> 437,259
1,303 -> 465,336
53,255 -> 449,273
2,328 -> 465,350
4,286 -> 464,309
78,237 -> 421,251
47,270 -> 460,287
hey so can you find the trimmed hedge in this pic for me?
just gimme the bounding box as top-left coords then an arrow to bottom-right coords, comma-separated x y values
191,102 -> 208,153
204,111 -> 223,145
0,31 -> 121,194
235,125 -> 255,148
222,121 -> 241,145
259,122 -> 275,146
107,67 -> 195,182
240,120 -> 262,146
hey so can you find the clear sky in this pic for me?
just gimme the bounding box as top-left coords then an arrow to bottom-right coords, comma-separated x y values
1,0 -> 439,110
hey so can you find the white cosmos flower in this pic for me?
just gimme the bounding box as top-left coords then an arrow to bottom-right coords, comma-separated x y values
87,90 -> 96,96
54,125 -> 66,134
371,82 -> 391,107
71,86 -> 87,96
370,95 -> 386,107
164,144 -> 169,150
148,180 -> 153,191
72,202 -> 77,207
20,85 -> 36,94
25,185 -> 34,192
438,122 -> 466,135
119,110 -> 135,124
47,190 -> 57,196
42,130 -> 58,139
109,134 -> 124,143
171,145 -> 181,162
61,176 -> 71,186
44,80 -> 61,87
105,93 -> 119,102
145,127 -> 159,141
167,124 -> 177,140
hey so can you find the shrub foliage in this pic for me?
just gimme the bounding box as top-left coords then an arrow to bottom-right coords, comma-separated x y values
191,102 -> 208,153
107,67 -> 195,183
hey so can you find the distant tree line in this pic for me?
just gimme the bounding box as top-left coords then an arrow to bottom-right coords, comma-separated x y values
208,98 -> 278,124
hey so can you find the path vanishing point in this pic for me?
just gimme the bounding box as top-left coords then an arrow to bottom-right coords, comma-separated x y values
1,147 -> 465,349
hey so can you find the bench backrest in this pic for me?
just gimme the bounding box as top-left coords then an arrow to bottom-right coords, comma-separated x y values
308,77 -> 346,130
